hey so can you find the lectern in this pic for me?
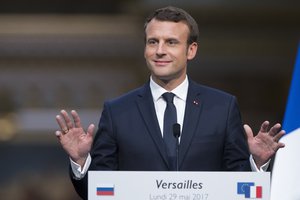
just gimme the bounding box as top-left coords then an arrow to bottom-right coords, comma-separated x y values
88,171 -> 270,200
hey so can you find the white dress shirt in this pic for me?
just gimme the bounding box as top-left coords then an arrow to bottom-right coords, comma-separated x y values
150,75 -> 188,137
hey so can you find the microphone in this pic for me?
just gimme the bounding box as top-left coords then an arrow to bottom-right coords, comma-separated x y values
173,123 -> 181,171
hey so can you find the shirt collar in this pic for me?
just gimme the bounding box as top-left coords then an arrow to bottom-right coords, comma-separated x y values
150,75 -> 189,102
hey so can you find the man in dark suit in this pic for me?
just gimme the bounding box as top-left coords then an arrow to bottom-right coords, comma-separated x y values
55,6 -> 285,200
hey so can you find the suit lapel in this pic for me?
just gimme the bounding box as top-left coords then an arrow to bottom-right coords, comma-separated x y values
179,80 -> 203,167
135,83 -> 170,167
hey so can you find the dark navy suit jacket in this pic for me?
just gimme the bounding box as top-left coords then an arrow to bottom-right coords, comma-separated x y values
71,79 -> 251,199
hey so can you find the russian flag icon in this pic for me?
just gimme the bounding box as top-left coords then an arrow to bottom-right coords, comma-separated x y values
96,184 -> 114,196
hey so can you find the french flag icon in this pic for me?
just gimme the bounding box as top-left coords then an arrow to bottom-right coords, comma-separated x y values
237,182 -> 262,199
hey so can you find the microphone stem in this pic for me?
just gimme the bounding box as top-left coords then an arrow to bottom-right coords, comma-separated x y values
176,136 -> 179,171
173,123 -> 181,171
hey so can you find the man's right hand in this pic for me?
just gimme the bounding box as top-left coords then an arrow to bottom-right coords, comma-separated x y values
55,110 -> 95,167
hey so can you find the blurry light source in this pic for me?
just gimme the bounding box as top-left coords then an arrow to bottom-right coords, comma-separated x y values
0,114 -> 17,141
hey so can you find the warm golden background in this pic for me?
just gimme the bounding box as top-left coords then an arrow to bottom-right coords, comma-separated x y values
0,0 -> 299,199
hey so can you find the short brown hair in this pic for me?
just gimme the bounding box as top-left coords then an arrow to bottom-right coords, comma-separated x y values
144,6 -> 199,44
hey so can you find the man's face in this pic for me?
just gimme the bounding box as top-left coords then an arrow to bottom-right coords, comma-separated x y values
144,19 -> 197,86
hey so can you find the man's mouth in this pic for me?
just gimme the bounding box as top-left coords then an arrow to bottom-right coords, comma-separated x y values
154,60 -> 171,66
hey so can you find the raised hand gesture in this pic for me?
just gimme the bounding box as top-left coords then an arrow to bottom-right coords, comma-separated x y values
55,110 -> 95,167
244,121 -> 285,168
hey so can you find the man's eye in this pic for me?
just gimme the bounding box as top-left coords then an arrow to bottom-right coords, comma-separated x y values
167,40 -> 178,45
147,40 -> 157,45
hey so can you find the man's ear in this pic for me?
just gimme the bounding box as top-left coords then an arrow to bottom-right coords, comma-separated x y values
187,42 -> 198,60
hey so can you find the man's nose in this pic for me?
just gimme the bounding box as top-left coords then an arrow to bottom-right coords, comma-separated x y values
156,43 -> 166,56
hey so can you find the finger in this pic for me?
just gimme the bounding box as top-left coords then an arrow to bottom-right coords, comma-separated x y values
61,110 -> 74,129
273,141 -> 285,152
56,114 -> 68,131
55,130 -> 63,138
268,123 -> 282,137
277,142 -> 285,149
259,121 -> 270,133
86,124 -> 95,137
71,110 -> 82,128
273,130 -> 286,142
243,124 -> 254,140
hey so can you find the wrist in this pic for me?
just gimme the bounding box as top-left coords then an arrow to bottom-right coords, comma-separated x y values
72,155 -> 88,167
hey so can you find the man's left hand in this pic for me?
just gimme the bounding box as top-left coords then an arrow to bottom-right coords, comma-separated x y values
244,121 -> 285,168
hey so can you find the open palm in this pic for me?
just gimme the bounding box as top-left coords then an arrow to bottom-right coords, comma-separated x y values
55,110 -> 95,167
244,121 -> 285,168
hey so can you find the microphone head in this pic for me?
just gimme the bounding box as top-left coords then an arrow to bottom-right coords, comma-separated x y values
173,123 -> 181,138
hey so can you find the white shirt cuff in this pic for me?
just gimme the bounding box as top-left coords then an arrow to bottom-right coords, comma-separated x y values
249,154 -> 270,172
70,154 -> 91,180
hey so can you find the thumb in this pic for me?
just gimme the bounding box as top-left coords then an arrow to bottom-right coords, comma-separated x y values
243,124 -> 254,140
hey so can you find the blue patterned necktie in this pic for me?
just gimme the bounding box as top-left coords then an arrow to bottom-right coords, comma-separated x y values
162,92 -> 177,170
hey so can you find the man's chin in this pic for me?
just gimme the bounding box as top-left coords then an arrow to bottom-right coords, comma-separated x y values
152,74 -> 176,82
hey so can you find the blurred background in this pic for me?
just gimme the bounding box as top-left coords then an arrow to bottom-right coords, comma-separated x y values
0,0 -> 299,199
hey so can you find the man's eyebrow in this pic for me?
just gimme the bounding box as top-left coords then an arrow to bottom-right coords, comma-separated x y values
146,37 -> 158,41
147,37 -> 158,40
166,38 -> 179,42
